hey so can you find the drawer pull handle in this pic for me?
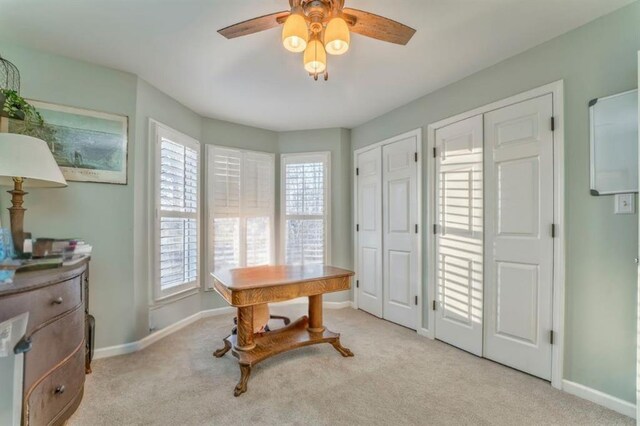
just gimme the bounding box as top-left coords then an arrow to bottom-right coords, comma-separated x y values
52,297 -> 64,305
54,385 -> 65,395
13,336 -> 32,355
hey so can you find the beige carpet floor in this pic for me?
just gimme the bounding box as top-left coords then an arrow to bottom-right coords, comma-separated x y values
69,305 -> 632,425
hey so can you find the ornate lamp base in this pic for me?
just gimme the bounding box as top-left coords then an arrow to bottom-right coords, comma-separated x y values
8,177 -> 26,254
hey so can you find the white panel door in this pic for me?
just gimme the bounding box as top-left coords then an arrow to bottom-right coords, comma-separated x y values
484,94 -> 554,380
356,147 -> 383,317
434,115 -> 484,355
382,136 -> 419,329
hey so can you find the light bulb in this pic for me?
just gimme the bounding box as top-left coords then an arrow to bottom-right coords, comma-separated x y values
282,13 -> 308,53
304,38 -> 327,73
324,17 -> 350,55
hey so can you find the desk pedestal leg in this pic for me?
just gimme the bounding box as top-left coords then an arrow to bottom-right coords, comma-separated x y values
234,364 -> 251,397
236,306 -> 256,351
308,294 -> 325,333
213,337 -> 232,358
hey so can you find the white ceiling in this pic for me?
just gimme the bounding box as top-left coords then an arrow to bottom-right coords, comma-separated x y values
0,0 -> 633,131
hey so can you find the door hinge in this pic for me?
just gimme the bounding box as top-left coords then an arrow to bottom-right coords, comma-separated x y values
356,167 -> 359,176
551,116 -> 555,132
415,295 -> 418,306
432,300 -> 437,311
356,224 -> 359,232
551,223 -> 556,238
550,330 -> 554,345
433,147 -> 437,158
415,224 -> 419,234
433,224 -> 438,235
415,152 -> 418,162
356,280 -> 359,288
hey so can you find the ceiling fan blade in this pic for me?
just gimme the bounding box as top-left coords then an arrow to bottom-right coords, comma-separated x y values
218,11 -> 290,39
342,8 -> 416,45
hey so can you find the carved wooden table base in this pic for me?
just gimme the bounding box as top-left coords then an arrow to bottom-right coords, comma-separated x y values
214,295 -> 354,396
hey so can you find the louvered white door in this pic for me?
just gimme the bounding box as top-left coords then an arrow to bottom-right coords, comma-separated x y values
382,136 -> 419,329
434,115 -> 484,355
356,147 -> 383,317
484,94 -> 554,380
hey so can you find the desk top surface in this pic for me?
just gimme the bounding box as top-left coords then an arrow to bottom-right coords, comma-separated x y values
212,264 -> 354,291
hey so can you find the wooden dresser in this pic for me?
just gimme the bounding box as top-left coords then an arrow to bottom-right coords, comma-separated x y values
0,257 -> 91,425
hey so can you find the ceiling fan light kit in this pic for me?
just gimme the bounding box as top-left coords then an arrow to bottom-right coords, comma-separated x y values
324,16 -> 350,55
304,37 -> 327,74
218,0 -> 416,81
282,10 -> 308,53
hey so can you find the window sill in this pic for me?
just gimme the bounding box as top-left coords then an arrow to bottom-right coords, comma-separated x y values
150,286 -> 200,308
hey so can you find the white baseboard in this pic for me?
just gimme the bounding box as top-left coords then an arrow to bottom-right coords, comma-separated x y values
94,300 -> 353,360
562,380 -> 636,419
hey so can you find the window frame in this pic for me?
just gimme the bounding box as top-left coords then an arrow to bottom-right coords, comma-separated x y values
205,145 -> 276,289
279,151 -> 332,265
151,120 -> 201,302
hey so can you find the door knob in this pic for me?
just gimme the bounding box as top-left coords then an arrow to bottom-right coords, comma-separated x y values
635,258 -> 639,264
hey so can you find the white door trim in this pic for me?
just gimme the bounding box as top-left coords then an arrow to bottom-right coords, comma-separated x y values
353,128 -> 423,331
426,80 -> 565,390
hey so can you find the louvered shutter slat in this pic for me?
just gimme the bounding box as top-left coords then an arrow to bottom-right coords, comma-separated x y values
158,134 -> 199,293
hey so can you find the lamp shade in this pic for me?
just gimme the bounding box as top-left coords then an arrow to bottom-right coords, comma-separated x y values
324,17 -> 350,55
0,134 -> 67,188
304,38 -> 327,74
282,13 -> 308,53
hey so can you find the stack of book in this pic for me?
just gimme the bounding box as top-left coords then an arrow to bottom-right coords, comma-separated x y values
33,238 -> 93,260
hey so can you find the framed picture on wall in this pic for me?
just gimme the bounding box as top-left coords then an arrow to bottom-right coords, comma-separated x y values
8,100 -> 129,185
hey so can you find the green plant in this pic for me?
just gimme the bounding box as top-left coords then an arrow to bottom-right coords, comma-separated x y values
1,89 -> 43,125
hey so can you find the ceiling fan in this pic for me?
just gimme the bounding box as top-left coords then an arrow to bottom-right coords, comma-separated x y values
218,0 -> 416,81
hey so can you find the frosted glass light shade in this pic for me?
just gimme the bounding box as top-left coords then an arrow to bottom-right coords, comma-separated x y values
304,39 -> 327,73
282,13 -> 309,53
0,134 -> 66,187
324,17 -> 350,55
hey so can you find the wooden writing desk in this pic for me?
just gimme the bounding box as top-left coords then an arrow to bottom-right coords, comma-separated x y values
212,264 -> 355,396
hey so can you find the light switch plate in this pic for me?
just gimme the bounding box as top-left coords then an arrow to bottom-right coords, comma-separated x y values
615,193 -> 635,214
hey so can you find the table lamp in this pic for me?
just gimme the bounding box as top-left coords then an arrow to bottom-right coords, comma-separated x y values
0,134 -> 67,254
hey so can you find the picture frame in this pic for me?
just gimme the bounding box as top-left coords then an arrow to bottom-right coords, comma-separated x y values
8,100 -> 129,185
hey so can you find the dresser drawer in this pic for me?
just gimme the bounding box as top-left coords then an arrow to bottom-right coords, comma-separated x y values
24,306 -> 85,390
25,343 -> 85,426
0,275 -> 83,334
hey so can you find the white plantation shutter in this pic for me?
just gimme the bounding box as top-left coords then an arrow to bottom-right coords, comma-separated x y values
211,148 -> 242,270
153,121 -> 200,300
281,152 -> 331,265
207,146 -> 275,287
244,151 -> 274,266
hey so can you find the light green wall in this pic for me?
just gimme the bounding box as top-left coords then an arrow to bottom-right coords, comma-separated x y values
133,78 -> 203,334
0,43 -> 139,348
277,128 -> 353,303
351,2 -> 640,403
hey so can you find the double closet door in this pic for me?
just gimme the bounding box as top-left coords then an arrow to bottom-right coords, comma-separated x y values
434,94 -> 555,380
356,133 -> 420,330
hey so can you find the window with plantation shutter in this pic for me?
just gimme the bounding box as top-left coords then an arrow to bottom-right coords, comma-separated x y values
206,146 -> 275,287
152,121 -> 200,300
281,152 -> 331,265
